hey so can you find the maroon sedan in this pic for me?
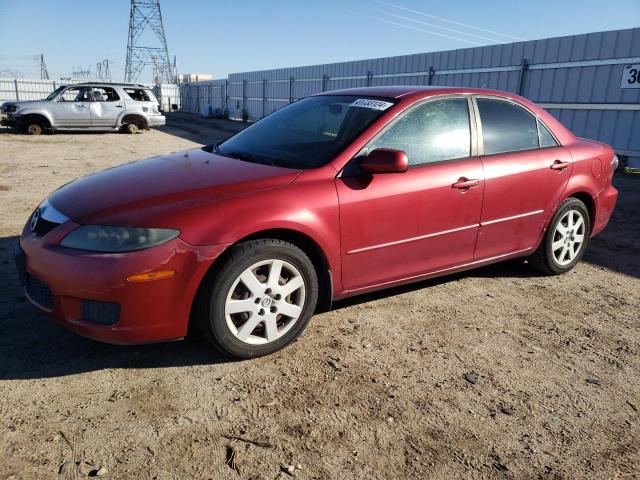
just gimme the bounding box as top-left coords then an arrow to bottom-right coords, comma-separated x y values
17,87 -> 618,358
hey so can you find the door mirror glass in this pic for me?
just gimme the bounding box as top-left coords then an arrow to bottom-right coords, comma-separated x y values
360,148 -> 408,174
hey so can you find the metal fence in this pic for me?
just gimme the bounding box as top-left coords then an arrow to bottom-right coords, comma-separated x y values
0,78 -> 181,111
180,27 -> 640,162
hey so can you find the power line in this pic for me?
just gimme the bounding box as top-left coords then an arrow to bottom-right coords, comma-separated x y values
358,13 -> 485,46
360,5 -> 504,43
373,0 -> 525,41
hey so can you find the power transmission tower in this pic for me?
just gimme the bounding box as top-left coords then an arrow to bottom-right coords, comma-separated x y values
72,65 -> 93,79
124,0 -> 174,84
40,53 -> 49,80
96,59 -> 113,81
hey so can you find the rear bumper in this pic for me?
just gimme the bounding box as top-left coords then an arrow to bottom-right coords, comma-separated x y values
592,185 -> 618,237
19,221 -> 228,344
146,114 -> 166,127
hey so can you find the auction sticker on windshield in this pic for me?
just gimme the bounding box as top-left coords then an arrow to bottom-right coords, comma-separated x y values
350,99 -> 394,110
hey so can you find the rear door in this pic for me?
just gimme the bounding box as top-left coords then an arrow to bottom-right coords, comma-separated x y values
473,96 -> 572,260
51,87 -> 92,127
123,87 -> 158,114
89,87 -> 124,127
336,96 -> 484,291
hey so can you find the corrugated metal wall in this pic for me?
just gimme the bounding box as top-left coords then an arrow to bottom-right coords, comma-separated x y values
181,27 -> 640,159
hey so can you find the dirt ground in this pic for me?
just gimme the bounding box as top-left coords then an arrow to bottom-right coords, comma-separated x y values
0,113 -> 638,480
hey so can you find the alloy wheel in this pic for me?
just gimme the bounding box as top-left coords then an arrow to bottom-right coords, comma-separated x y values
224,259 -> 306,345
551,209 -> 585,266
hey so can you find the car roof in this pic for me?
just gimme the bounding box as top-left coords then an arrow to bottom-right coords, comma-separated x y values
64,82 -> 150,88
315,85 -> 512,99
315,85 -> 578,147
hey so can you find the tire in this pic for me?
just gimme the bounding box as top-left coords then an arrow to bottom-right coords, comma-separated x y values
123,122 -> 139,134
528,198 -> 591,275
195,239 -> 319,359
25,122 -> 43,135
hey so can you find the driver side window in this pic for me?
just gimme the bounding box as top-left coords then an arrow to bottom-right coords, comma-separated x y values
367,98 -> 471,166
59,87 -> 91,102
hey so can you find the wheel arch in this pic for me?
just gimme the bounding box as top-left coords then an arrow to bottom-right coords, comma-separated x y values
189,227 -> 334,331
120,113 -> 148,129
18,112 -> 52,130
239,228 -> 333,312
566,191 -> 596,233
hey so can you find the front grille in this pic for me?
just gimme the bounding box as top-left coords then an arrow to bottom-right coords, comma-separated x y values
26,275 -> 53,310
82,300 -> 121,325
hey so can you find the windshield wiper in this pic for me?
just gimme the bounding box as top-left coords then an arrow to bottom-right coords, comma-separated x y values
219,150 -> 280,166
221,151 -> 257,161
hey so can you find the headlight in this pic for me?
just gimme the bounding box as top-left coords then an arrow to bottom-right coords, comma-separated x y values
3,104 -> 17,113
60,225 -> 180,253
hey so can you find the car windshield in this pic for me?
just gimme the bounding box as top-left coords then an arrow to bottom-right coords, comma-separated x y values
216,95 -> 396,169
45,86 -> 66,101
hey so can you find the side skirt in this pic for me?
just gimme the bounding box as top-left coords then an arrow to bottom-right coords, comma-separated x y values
336,247 -> 534,299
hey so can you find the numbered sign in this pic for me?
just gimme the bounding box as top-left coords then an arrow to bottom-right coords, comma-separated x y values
621,64 -> 640,89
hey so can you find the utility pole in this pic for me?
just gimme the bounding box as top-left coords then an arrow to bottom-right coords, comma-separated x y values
39,53 -> 49,80
173,55 -> 177,84
124,0 -> 174,84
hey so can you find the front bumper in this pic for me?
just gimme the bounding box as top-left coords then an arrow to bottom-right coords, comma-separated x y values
18,220 -> 227,344
1,114 -> 17,128
146,114 -> 166,127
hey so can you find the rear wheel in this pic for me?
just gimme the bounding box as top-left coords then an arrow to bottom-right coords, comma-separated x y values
195,239 -> 318,358
528,198 -> 590,275
123,122 -> 139,134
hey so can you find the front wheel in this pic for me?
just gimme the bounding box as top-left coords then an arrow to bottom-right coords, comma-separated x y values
528,198 -> 590,275
25,122 -> 43,135
195,239 -> 318,358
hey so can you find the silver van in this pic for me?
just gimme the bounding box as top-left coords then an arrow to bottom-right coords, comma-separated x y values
0,82 -> 166,134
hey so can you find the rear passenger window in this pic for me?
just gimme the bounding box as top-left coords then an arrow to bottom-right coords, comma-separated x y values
477,98 -> 539,155
538,120 -> 558,148
124,88 -> 152,102
91,87 -> 120,102
367,98 -> 471,166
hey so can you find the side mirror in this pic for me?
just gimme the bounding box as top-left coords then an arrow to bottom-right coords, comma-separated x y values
360,148 -> 408,174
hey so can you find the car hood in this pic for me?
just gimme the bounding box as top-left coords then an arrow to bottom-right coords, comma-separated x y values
48,147 -> 302,226
6,100 -> 47,108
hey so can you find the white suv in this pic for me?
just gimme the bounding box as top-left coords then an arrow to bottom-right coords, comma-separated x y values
0,82 -> 166,135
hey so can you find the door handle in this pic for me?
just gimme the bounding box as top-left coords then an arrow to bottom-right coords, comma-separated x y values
550,160 -> 570,170
77,105 -> 87,108
452,177 -> 480,189
115,105 -> 123,108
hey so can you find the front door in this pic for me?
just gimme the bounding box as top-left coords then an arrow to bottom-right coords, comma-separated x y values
52,87 -> 92,127
336,96 -> 484,292
473,97 -> 573,260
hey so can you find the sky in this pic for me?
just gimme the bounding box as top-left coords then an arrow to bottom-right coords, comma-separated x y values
0,0 -> 638,82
